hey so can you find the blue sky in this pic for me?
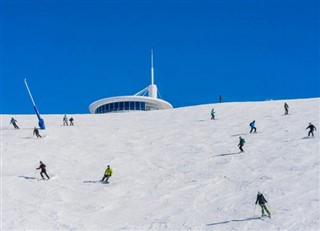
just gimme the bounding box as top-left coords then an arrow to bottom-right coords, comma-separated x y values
1,0 -> 319,114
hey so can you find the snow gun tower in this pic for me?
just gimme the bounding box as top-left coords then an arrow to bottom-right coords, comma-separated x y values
24,79 -> 46,130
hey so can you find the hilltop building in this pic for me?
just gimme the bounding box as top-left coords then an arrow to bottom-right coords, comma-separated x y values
89,51 -> 173,114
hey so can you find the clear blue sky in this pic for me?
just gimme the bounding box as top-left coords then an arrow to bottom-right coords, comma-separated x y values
1,0 -> 319,114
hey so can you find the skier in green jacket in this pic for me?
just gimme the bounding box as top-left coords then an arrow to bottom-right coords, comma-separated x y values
101,165 -> 113,183
211,108 -> 215,120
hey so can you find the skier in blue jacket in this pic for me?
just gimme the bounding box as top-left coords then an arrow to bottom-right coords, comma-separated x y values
10,117 -> 19,129
250,120 -> 257,133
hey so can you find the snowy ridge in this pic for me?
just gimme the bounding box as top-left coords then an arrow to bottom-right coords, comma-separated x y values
1,98 -> 319,230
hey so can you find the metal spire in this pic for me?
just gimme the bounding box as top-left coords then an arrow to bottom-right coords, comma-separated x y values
151,49 -> 154,85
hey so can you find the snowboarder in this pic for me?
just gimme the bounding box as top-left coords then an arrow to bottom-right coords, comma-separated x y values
284,102 -> 289,115
238,136 -> 245,152
101,165 -> 112,183
10,117 -> 19,129
219,95 -> 222,103
69,117 -> 74,126
36,161 -> 50,180
255,191 -> 271,218
306,123 -> 317,137
33,127 -> 42,138
250,120 -> 257,133
63,115 -> 68,126
211,108 -> 215,120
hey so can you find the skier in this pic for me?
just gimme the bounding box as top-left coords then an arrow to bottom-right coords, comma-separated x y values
33,127 -> 42,138
101,165 -> 112,183
36,161 -> 50,180
211,108 -> 215,120
306,123 -> 317,137
219,95 -> 222,103
284,102 -> 289,115
10,117 -> 19,129
249,120 -> 257,133
63,115 -> 68,126
255,191 -> 271,218
238,136 -> 245,152
69,117 -> 74,126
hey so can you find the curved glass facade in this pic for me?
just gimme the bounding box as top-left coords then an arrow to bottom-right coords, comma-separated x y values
95,101 -> 146,114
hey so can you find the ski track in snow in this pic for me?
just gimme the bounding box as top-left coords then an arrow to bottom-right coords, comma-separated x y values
1,98 -> 320,230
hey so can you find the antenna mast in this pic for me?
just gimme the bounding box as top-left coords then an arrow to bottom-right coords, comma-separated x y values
151,49 -> 154,85
148,49 -> 157,98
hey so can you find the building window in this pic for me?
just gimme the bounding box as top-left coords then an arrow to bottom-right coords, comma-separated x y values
135,102 -> 140,110
130,102 -> 134,110
119,102 -> 124,110
141,102 -> 145,110
95,101 -> 149,113
125,102 -> 129,110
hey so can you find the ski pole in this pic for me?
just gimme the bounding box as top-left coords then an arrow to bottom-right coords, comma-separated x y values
267,203 -> 272,214
253,204 -> 257,215
33,169 -> 37,178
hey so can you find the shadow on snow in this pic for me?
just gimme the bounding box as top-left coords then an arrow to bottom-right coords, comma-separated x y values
206,216 -> 261,226
231,133 -> 247,137
18,176 -> 37,180
83,180 -> 102,184
214,152 -> 241,157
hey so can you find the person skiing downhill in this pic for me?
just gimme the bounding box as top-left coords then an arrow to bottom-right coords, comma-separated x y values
211,108 -> 215,120
219,95 -> 222,103
238,136 -> 245,152
33,127 -> 42,138
36,161 -> 50,180
306,123 -> 317,137
10,117 -> 19,129
250,120 -> 257,133
63,115 -> 68,126
101,165 -> 112,183
284,102 -> 289,115
69,117 -> 74,126
255,192 -> 271,218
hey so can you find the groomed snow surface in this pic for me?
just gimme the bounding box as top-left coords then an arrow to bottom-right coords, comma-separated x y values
1,98 -> 319,230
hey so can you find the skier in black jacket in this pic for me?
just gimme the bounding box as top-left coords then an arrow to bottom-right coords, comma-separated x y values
238,137 -> 245,152
306,123 -> 317,137
33,127 -> 42,138
36,161 -> 50,180
255,192 -> 271,217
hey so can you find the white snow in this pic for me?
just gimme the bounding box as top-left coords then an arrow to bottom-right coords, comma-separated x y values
1,98 -> 319,230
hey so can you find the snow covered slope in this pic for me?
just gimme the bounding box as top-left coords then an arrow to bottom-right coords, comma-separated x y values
1,98 -> 319,230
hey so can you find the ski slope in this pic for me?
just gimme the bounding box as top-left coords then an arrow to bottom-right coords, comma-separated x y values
1,98 -> 319,230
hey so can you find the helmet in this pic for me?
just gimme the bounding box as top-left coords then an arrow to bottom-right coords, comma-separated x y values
107,165 -> 110,168
258,191 -> 261,195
